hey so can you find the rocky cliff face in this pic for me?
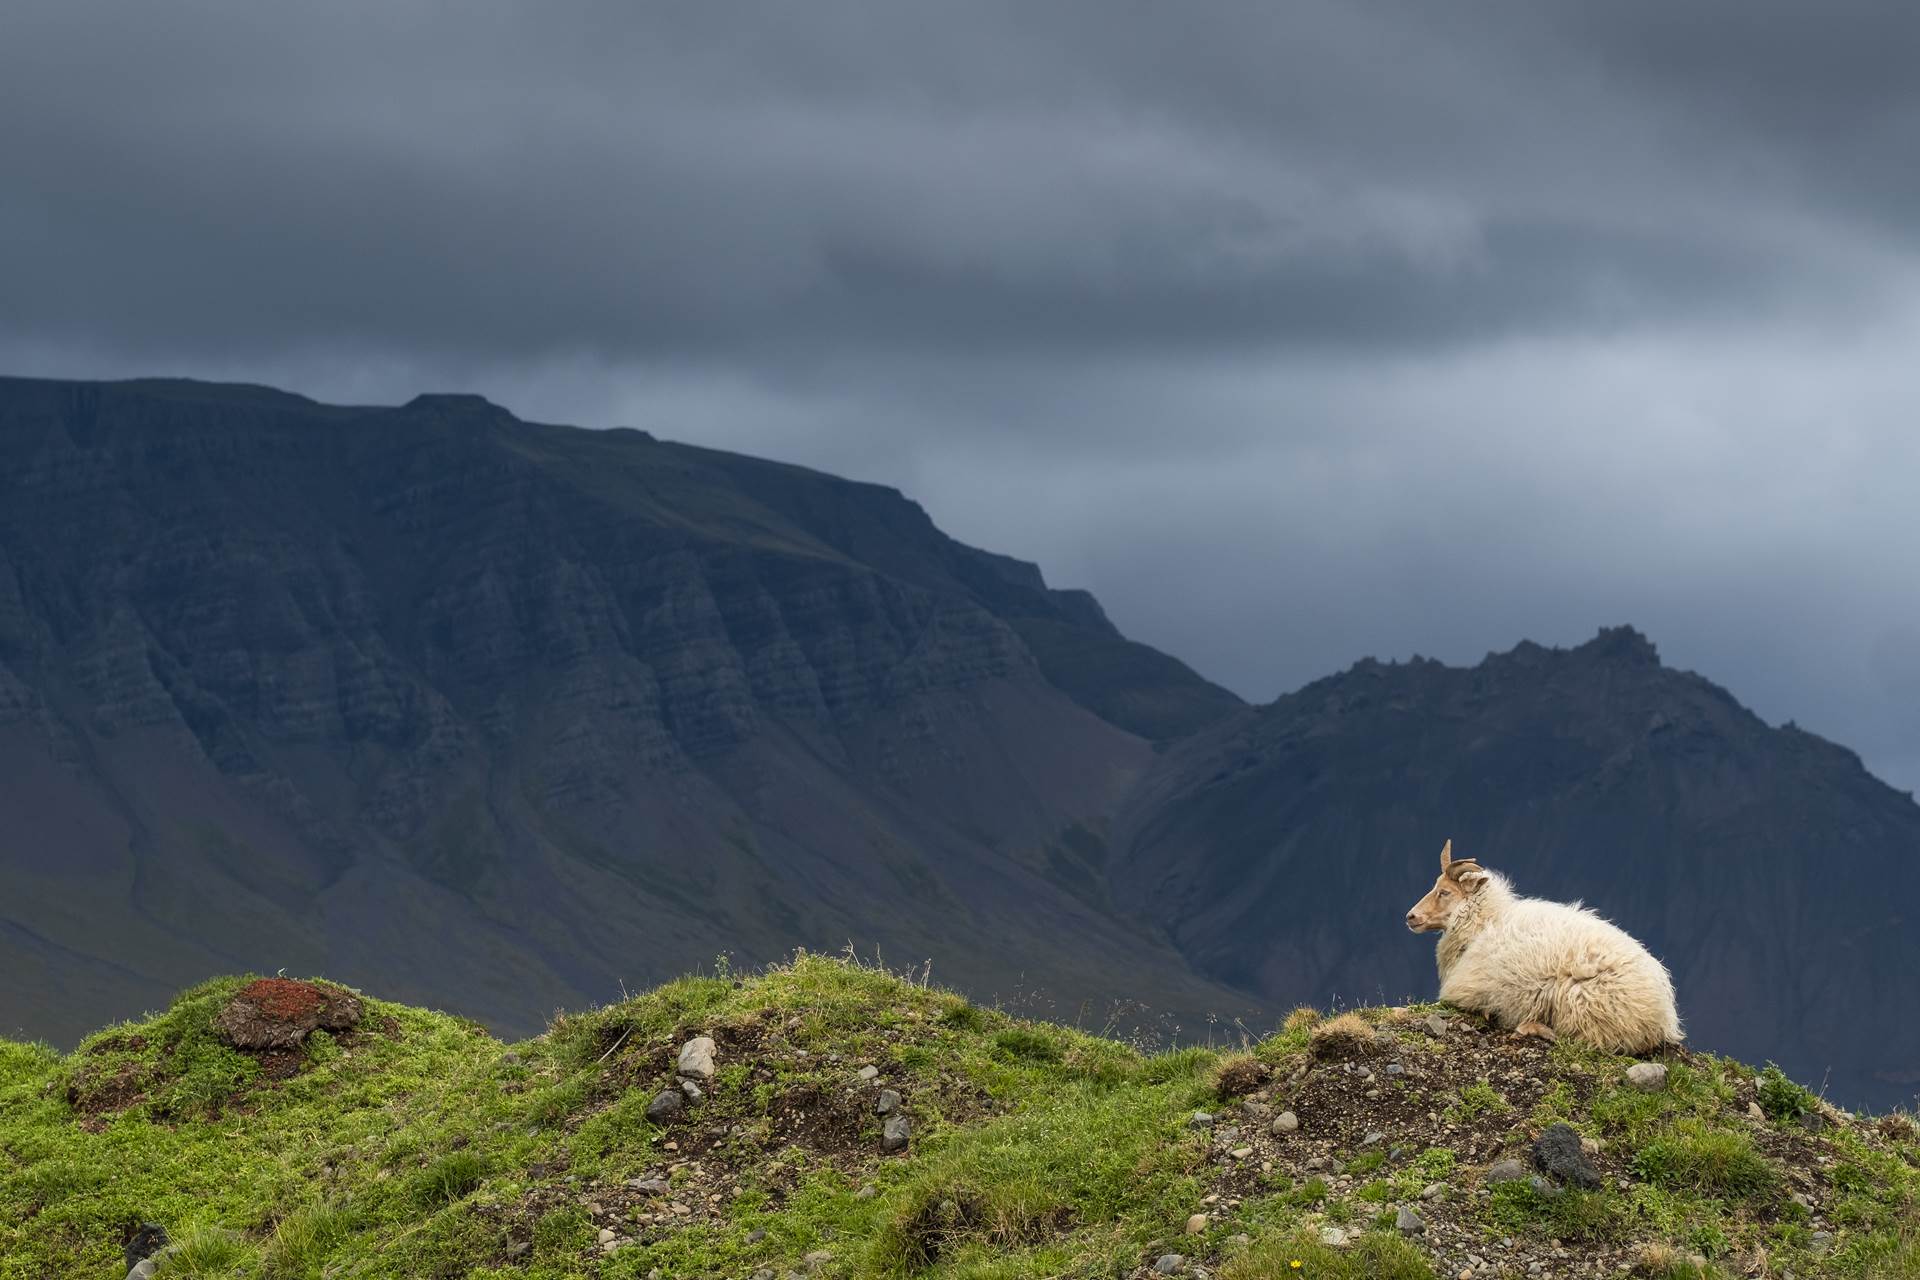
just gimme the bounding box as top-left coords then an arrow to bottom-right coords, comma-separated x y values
0,375 -> 1245,1047
1111,627 -> 1920,1110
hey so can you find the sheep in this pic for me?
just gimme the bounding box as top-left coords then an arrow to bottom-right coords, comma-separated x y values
1405,839 -> 1683,1053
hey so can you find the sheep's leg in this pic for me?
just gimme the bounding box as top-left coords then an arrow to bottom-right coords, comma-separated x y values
1512,1019 -> 1557,1042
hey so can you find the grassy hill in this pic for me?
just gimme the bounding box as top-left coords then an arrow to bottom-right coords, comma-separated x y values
2,956 -> 1915,1280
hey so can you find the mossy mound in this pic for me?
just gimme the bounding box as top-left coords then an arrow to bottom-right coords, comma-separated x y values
1,958 -> 1915,1279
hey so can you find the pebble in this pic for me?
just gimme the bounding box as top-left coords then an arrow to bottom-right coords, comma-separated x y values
1527,1174 -> 1562,1199
1319,1226 -> 1348,1248
1426,1014 -> 1450,1035
1811,1230 -> 1835,1254
875,1088 -> 902,1115
1361,1130 -> 1385,1146
1386,1062 -> 1404,1075
1229,1146 -> 1253,1159
1396,1205 -> 1424,1233
645,1089 -> 683,1123
1748,1101 -> 1768,1122
855,1183 -> 877,1200
677,1035 -> 716,1080
803,1249 -> 834,1270
1186,1212 -> 1209,1234
1486,1159 -> 1528,1183
1271,1111 -> 1299,1134
126,1265 -> 159,1280
1153,1254 -> 1185,1274
1190,1111 -> 1215,1128
679,1078 -> 704,1100
1241,1101 -> 1273,1120
1421,1181 -> 1447,1200
627,1177 -> 670,1194
597,1228 -> 617,1245
1532,1122 -> 1603,1189
857,1064 -> 880,1081
882,1113 -> 912,1152
1624,1062 -> 1668,1091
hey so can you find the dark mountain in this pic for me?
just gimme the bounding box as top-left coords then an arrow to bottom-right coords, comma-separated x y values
1111,626 -> 1920,1109
0,375 -> 1245,1047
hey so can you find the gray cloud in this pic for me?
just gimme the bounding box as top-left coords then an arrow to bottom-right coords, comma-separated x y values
4,1 -> 1919,790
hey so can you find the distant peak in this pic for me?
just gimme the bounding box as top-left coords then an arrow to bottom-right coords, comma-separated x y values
401,392 -> 508,415
1578,625 -> 1661,667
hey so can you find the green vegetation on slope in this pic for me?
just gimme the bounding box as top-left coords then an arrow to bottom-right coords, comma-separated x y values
1,956 -> 1916,1279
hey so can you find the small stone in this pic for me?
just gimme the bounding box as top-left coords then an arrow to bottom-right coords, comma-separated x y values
1271,1110 -> 1299,1134
751,1271 -> 775,1280
645,1089 -> 683,1123
1421,1181 -> 1447,1200
1810,1230 -> 1835,1255
1230,1146 -> 1253,1159
1319,1226 -> 1349,1248
1361,1130 -> 1385,1146
1186,1212 -> 1209,1234
1388,1146 -> 1408,1162
627,1177 -> 670,1194
1486,1159 -> 1528,1184
597,1227 -> 617,1244
1624,1062 -> 1668,1092
1154,1254 -> 1186,1274
679,1078 -> 703,1100
677,1035 -> 716,1080
1425,1014 -> 1449,1036
855,1183 -> 878,1200
1792,1191 -> 1814,1210
1532,1122 -> 1603,1189
882,1113 -> 912,1152
1528,1174 -> 1562,1199
1189,1111 -> 1215,1128
1396,1205 -> 1424,1233
875,1088 -> 902,1115
1241,1101 -> 1273,1120
1748,1101 -> 1768,1121
127,1263 -> 159,1280
1386,1062 -> 1404,1075
505,1240 -> 530,1259
804,1249 -> 833,1270
1800,1110 -> 1828,1133
857,1064 -> 880,1081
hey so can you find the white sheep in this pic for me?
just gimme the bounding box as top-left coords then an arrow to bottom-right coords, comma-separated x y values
1405,840 -> 1683,1053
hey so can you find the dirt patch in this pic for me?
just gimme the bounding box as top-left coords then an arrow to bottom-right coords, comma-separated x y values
216,979 -> 362,1051
66,1059 -> 151,1124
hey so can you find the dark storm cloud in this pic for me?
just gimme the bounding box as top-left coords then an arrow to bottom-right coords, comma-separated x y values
4,2 -> 1920,791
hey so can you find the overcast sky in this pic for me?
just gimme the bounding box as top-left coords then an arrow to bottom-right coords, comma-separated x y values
5,2 -> 1919,791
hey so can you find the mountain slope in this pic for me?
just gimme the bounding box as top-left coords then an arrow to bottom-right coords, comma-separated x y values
0,375 -> 1245,1047
1111,627 -> 1920,1111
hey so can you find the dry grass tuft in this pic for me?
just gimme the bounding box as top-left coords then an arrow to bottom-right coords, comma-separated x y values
1282,1007 -> 1322,1034
1879,1111 -> 1920,1141
1212,1053 -> 1272,1098
1309,1012 -> 1376,1059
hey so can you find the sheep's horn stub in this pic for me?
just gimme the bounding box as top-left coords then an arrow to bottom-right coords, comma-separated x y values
1439,839 -> 1453,870
1444,857 -> 1483,882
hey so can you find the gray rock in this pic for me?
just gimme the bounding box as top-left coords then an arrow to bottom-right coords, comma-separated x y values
126,1264 -> 158,1280
1420,1181 -> 1447,1200
1396,1205 -> 1424,1233
882,1113 -> 912,1152
1319,1226 -> 1349,1248
1241,1101 -> 1273,1120
1361,1130 -> 1385,1146
751,1271 -> 775,1280
1624,1062 -> 1668,1091
1810,1230 -> 1835,1255
1425,1014 -> 1449,1036
1800,1110 -> 1828,1133
676,1035 -> 716,1080
875,1088 -> 902,1115
1528,1174 -> 1562,1199
1486,1159 -> 1529,1184
597,1227 -> 617,1245
803,1249 -> 834,1270
1153,1255 -> 1186,1274
1532,1122 -> 1603,1189
678,1078 -> 704,1100
857,1063 -> 880,1081
1385,1062 -> 1404,1075
645,1089 -> 683,1123
1271,1110 -> 1299,1134
627,1177 -> 670,1194
1189,1111 -> 1215,1128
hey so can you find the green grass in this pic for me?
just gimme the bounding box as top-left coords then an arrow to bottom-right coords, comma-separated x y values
2,956 -> 1917,1279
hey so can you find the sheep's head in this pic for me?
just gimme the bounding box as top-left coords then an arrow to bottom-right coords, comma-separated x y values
1405,839 -> 1490,933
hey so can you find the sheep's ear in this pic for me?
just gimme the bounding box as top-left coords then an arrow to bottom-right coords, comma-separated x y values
1439,839 -> 1453,871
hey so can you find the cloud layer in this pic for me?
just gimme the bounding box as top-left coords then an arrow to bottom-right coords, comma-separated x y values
6,1 -> 1919,789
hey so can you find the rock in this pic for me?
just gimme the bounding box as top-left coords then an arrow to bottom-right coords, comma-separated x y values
1396,1205 -> 1424,1233
677,1035 -> 716,1080
628,1177 -> 670,1194
882,1113 -> 912,1152
803,1249 -> 834,1270
1241,1101 -> 1273,1120
1319,1226 -> 1349,1248
1229,1146 -> 1253,1159
126,1264 -> 159,1280
857,1063 -> 880,1081
504,1240 -> 530,1259
678,1078 -> 703,1101
1532,1123 -> 1603,1189
645,1089 -> 683,1123
1189,1111 -> 1215,1128
1386,1062 -> 1404,1075
1486,1159 -> 1528,1184
1748,1101 -> 1768,1122
122,1222 -> 170,1271
1810,1230 -> 1835,1255
1425,1014 -> 1450,1036
1153,1255 -> 1186,1274
1271,1110 -> 1299,1134
597,1227 -> 617,1244
214,978 -> 362,1051
876,1088 -> 902,1115
1527,1175 -> 1562,1199
1800,1110 -> 1828,1133
1361,1130 -> 1385,1146
1186,1212 -> 1209,1234
1421,1181 -> 1447,1200
1624,1062 -> 1668,1091
854,1183 -> 877,1200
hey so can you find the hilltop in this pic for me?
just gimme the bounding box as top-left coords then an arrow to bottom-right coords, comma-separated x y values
3,956 -> 1915,1279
